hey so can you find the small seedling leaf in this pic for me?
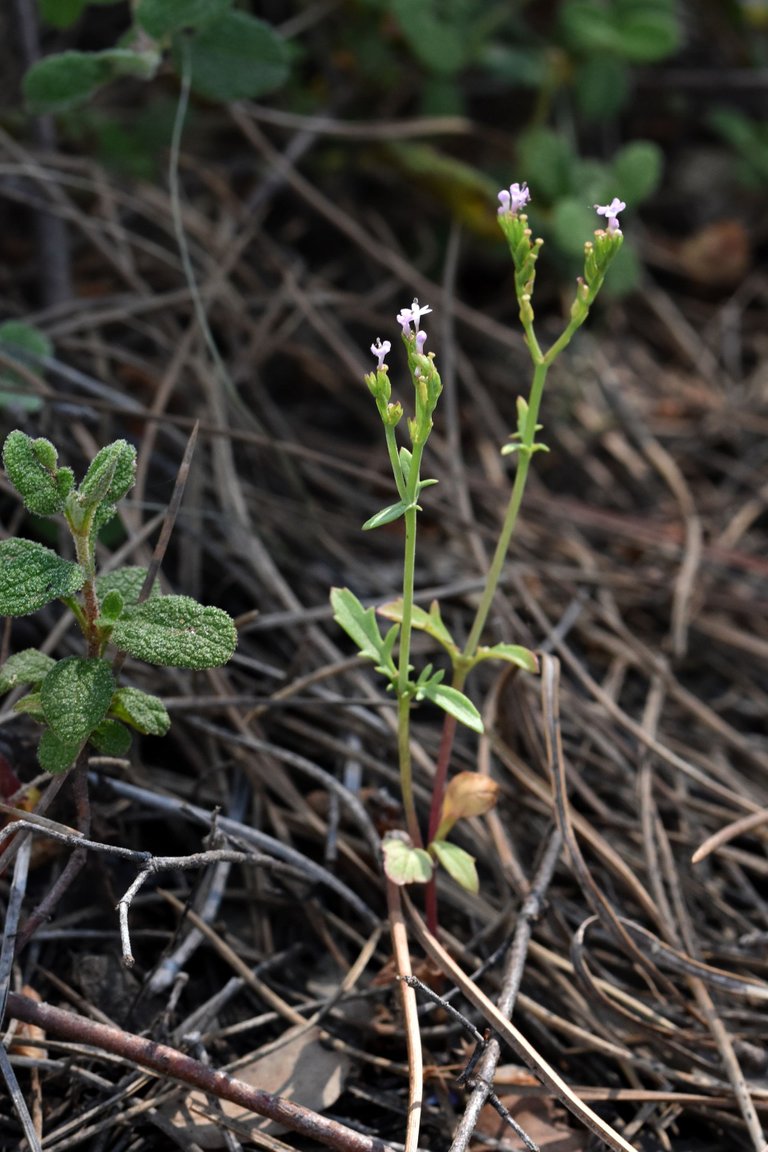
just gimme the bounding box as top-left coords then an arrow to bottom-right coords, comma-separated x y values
78,439 -> 137,508
41,656 -> 115,743
382,835 -> 434,886
37,728 -> 83,774
89,718 -> 133,757
474,643 -> 539,673
3,430 -> 64,516
0,650 -> 56,694
174,10 -> 289,102
419,681 -> 484,733
331,587 -> 393,669
430,840 -> 479,894
110,596 -> 237,668
137,0 -> 231,39
0,539 -> 85,616
98,589 -> 124,625
109,686 -> 170,736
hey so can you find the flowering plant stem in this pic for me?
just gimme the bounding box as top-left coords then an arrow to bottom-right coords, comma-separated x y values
397,441 -> 426,848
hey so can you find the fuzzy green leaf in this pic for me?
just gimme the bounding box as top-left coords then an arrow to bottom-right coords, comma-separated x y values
12,691 -> 44,721
474,643 -> 539,674
430,840 -> 479,893
382,835 -> 434,886
109,686 -> 170,736
174,10 -> 289,102
41,656 -> 115,743
137,0 -> 231,38
0,539 -> 85,616
37,728 -> 83,774
89,718 -> 133,757
3,430 -> 64,516
96,565 -> 157,608
110,596 -> 237,669
419,681 -> 484,733
78,439 -> 137,508
0,649 -> 56,694
331,587 -> 394,669
98,589 -> 124,625
24,49 -> 161,114
362,500 -> 409,531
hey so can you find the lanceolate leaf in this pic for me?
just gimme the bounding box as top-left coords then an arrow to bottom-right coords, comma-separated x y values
362,500 -> 408,531
0,539 -> 84,616
40,656 -> 115,743
419,681 -> 484,733
110,596 -> 237,668
377,598 -> 457,653
331,587 -> 395,670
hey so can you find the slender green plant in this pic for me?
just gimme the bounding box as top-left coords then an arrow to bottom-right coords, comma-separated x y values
0,432 -> 237,774
332,183 -> 624,921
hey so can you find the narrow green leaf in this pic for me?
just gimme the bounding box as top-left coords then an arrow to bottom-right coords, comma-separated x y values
37,728 -> 82,774
420,681 -> 483,733
331,587 -> 393,668
0,539 -> 85,616
474,643 -> 539,673
110,596 -> 236,669
174,10 -> 289,102
430,840 -> 479,893
41,656 -> 115,743
382,836 -> 434,886
362,500 -> 408,531
109,686 -> 170,736
378,598 -> 457,653
0,649 -> 56,694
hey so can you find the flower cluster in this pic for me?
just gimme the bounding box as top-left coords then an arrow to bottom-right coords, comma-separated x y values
594,197 -> 626,234
498,182 -> 530,215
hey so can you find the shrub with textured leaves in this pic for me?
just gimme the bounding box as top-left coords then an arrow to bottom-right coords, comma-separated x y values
0,431 -> 237,773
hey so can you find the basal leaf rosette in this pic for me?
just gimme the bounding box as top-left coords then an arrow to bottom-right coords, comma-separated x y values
0,539 -> 85,616
110,595 -> 237,669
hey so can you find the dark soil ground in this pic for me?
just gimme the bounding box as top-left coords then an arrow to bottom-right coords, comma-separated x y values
2,5 -> 768,1151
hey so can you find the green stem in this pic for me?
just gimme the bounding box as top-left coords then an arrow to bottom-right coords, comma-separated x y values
396,441 -> 426,847
72,527 -> 100,658
385,426 -> 406,502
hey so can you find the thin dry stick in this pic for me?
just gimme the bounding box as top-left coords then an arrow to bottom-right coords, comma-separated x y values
4,991 -> 393,1152
386,879 -> 423,1152
692,807 -> 768,865
448,826 -> 563,1152
403,893 -> 639,1152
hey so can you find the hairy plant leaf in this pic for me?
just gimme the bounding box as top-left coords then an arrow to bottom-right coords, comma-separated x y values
0,539 -> 85,616
37,728 -> 82,774
430,839 -> 479,893
110,596 -> 237,668
96,565 -> 156,607
78,439 -> 137,507
382,836 -> 434,885
89,718 -> 133,756
109,686 -> 170,736
0,649 -> 56,694
41,657 -> 115,743
3,430 -> 63,516
174,10 -> 289,102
